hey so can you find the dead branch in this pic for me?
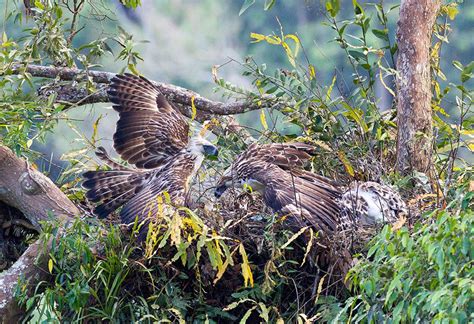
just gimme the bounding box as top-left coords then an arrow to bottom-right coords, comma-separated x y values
0,145 -> 78,322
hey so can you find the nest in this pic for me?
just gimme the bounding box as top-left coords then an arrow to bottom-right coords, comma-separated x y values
213,190 -> 357,300
0,202 -> 38,271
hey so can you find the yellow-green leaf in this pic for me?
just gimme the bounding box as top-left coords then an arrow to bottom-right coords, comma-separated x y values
446,5 -> 459,20
266,35 -> 281,45
91,115 -> 102,143
250,32 -> 266,43
326,75 -> 337,100
284,34 -> 300,58
281,226 -> 309,249
190,96 -> 197,121
281,41 -> 296,67
224,298 -> 255,311
313,275 -> 326,305
48,258 -> 53,273
34,0 -> 45,10
301,228 -> 314,267
379,70 -> 396,98
239,244 -> 254,287
260,110 -> 268,130
213,244 -> 236,285
309,64 -> 316,80
128,64 -> 140,76
338,151 -> 355,177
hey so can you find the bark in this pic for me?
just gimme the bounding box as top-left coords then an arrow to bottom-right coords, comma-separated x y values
0,146 -> 79,228
395,0 -> 441,175
0,239 -> 51,323
0,145 -> 78,322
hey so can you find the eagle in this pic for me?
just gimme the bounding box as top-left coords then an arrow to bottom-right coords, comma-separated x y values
214,142 -> 407,234
82,74 -> 218,238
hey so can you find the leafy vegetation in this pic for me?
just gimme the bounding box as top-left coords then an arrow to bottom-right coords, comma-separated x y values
0,0 -> 472,323
343,196 -> 473,322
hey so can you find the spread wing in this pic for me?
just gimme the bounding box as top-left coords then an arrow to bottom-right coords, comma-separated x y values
108,73 -> 189,169
119,156 -> 195,238
250,164 -> 342,234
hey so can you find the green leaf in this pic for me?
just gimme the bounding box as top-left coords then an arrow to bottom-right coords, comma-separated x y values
446,5 -> 459,20
34,0 -> 45,10
48,258 -> 54,273
190,96 -> 197,120
348,50 -> 366,61
372,28 -> 388,41
260,110 -> 268,130
121,0 -> 142,9
461,61 -> 474,83
352,0 -> 364,15
325,0 -> 340,17
337,151 -> 355,177
239,0 -> 256,16
264,0 -> 276,11
240,305 -> 257,323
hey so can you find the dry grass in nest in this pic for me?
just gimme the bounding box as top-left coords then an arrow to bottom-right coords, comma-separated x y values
213,190 -> 356,299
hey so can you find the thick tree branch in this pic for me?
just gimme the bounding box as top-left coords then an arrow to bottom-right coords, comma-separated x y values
0,239 -> 51,322
395,0 -> 441,175
0,145 -> 78,322
8,63 -> 257,141
9,64 -> 276,116
0,146 -> 79,228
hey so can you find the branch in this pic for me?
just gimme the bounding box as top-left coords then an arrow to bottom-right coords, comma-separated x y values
0,238 -> 51,322
9,64 -> 272,116
0,146 -> 79,228
0,145 -> 78,322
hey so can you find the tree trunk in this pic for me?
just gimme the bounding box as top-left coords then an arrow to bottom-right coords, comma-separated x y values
395,0 -> 441,175
0,145 -> 78,322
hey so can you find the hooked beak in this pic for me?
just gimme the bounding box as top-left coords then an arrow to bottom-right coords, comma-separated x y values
214,184 -> 228,198
203,144 -> 219,158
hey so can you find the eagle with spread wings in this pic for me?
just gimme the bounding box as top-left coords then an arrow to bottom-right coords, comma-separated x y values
214,142 -> 407,234
82,74 -> 218,238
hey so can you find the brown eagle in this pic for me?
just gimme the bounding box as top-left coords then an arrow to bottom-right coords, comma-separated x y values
83,74 -> 218,238
214,142 -> 407,234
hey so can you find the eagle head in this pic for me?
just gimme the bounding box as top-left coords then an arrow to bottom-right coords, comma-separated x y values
214,176 -> 232,198
214,168 -> 265,198
187,137 -> 219,158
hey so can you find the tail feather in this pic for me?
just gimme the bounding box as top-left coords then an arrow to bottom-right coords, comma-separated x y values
94,146 -> 133,171
82,169 -> 147,218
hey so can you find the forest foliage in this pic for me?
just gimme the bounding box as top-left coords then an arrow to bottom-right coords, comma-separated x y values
0,0 -> 472,323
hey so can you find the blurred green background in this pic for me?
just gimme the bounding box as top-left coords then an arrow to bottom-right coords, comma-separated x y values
1,0 -> 472,178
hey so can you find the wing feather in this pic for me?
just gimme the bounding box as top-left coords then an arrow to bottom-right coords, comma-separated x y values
248,165 -> 342,234
119,155 -> 195,239
107,73 -> 189,169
